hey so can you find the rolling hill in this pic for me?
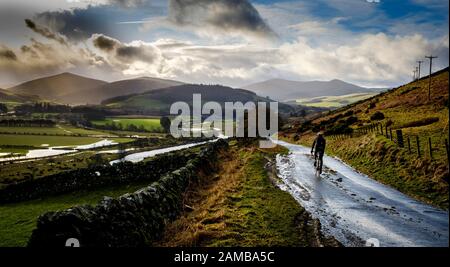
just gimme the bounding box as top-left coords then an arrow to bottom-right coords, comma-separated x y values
282,67 -> 449,208
0,88 -> 40,104
7,73 -> 183,105
102,84 -> 302,115
60,77 -> 183,105
8,73 -> 107,105
243,78 -> 384,101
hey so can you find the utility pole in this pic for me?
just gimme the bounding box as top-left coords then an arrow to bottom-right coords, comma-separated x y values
415,66 -> 419,80
413,69 -> 417,81
417,60 -> 423,79
425,55 -> 438,101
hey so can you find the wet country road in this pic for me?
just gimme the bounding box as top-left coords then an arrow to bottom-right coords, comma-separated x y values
274,140 -> 449,247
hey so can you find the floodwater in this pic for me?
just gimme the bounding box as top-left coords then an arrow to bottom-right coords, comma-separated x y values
0,148 -> 74,162
75,139 -> 118,150
274,140 -> 449,247
109,132 -> 228,164
109,141 -> 209,164
0,139 -> 118,162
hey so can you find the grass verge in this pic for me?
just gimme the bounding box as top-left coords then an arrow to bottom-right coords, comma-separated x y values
156,140 -> 339,247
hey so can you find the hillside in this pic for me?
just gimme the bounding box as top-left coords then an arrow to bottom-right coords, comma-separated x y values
0,88 -> 40,104
281,67 -> 449,209
7,73 -> 183,105
102,84 -> 301,115
8,73 -> 107,105
60,77 -> 183,105
291,92 -> 379,109
243,78 -> 383,101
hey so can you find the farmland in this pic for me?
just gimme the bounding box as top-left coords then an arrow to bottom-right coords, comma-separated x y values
295,92 -> 378,108
91,117 -> 163,132
0,180 -> 152,247
0,134 -> 132,155
0,125 -> 106,136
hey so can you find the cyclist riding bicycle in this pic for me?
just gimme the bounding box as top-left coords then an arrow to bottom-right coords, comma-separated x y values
311,131 -> 326,175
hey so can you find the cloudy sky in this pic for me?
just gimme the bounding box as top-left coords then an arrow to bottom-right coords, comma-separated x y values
0,0 -> 448,88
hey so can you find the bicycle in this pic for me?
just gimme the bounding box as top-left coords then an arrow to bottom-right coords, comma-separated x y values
312,151 -> 324,176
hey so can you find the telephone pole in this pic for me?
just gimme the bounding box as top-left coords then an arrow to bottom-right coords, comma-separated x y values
415,66 -> 419,80
413,69 -> 417,81
417,60 -> 423,79
425,55 -> 437,101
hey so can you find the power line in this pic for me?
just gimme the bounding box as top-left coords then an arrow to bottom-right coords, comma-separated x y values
425,55 -> 438,101
416,60 -> 423,79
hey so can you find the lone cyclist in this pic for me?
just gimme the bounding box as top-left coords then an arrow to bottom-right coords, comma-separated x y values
311,131 -> 326,175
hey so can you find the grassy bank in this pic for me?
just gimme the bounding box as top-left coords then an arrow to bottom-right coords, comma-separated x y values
282,69 -> 449,210
157,140 -> 339,247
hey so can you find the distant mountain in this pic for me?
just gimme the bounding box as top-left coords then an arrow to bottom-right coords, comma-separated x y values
7,73 -> 183,105
243,78 -> 384,101
102,84 -> 300,115
0,88 -> 40,103
8,73 -> 107,105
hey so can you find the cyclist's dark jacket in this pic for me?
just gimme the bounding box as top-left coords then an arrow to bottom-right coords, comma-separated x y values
311,135 -> 326,154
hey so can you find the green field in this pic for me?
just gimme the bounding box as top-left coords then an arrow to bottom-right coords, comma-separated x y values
92,117 -> 163,132
296,93 -> 377,108
105,97 -> 167,111
0,134 -> 132,154
0,181 -> 152,247
0,125 -> 107,136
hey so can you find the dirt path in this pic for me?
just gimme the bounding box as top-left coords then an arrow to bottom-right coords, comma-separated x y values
156,141 -> 339,247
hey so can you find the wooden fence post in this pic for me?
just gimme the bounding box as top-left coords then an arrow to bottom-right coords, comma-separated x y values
416,136 -> 421,157
445,139 -> 449,164
407,136 -> 411,153
396,130 -> 404,147
389,129 -> 393,141
428,137 -> 433,159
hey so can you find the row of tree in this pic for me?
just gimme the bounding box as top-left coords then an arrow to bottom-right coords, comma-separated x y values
0,119 -> 56,127
0,103 -> 7,113
14,103 -> 71,114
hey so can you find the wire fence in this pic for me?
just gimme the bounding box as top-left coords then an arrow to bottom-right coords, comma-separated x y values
328,122 -> 449,164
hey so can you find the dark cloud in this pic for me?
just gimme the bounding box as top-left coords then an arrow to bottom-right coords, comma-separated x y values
0,45 -> 17,61
93,34 -> 158,64
168,0 -> 277,38
35,8 -> 112,42
24,19 -> 68,46
33,1 -> 157,42
109,0 -> 146,8
116,46 -> 156,62
93,34 -> 119,51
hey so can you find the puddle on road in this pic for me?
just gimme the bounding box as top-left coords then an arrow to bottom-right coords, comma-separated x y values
273,140 -> 449,247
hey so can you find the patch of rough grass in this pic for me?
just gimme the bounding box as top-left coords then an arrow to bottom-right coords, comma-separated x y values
156,141 -> 336,247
